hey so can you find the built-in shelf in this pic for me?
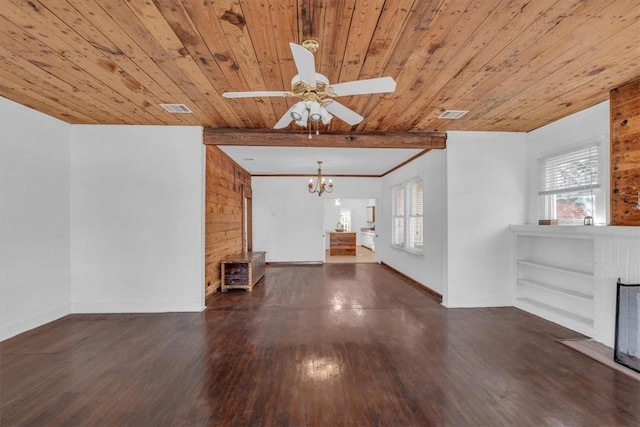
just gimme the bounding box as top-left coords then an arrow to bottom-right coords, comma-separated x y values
512,224 -> 640,347
512,229 -> 597,338
516,298 -> 594,336
517,279 -> 593,301
517,260 -> 594,278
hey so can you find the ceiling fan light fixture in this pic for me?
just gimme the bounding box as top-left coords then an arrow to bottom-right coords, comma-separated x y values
309,101 -> 322,122
320,107 -> 332,125
290,101 -> 307,121
295,109 -> 309,127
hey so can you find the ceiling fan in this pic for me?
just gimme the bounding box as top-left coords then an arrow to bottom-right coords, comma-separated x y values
222,40 -> 396,129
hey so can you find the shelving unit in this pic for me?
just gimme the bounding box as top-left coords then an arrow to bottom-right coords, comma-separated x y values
510,224 -> 640,347
513,231 -> 595,336
516,260 -> 593,278
516,278 -> 593,301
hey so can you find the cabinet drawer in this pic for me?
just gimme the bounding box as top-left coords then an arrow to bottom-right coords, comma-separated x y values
225,274 -> 249,285
224,264 -> 248,275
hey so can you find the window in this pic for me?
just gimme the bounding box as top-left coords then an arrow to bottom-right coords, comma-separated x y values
339,209 -> 352,231
392,178 -> 423,253
538,143 -> 601,223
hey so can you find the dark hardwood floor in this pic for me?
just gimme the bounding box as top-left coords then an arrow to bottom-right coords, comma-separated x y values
1,264 -> 639,426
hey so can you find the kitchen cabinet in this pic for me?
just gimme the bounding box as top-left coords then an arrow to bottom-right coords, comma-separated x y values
360,230 -> 375,251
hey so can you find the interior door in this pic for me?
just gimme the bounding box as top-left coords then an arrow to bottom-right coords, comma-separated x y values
243,185 -> 253,252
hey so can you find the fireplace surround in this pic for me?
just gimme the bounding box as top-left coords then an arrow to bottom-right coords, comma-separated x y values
615,279 -> 640,373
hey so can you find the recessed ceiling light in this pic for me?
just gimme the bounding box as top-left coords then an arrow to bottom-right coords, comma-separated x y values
159,103 -> 192,113
438,110 -> 468,119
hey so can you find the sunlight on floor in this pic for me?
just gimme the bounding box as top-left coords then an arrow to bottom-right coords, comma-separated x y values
325,246 -> 376,263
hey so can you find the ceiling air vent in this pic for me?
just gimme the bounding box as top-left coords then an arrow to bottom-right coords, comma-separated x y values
159,103 -> 192,113
438,110 -> 468,119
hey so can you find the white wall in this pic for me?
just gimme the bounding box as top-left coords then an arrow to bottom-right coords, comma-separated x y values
522,101 -> 636,348
252,177 -> 381,262
445,132 -> 527,307
379,150 -> 448,295
1,98 -> 71,340
70,126 -> 205,313
526,101 -> 610,224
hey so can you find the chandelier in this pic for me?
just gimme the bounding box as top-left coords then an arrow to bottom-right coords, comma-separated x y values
308,161 -> 334,196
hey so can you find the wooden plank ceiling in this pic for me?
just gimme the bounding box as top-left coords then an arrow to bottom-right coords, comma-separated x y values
0,0 -> 639,132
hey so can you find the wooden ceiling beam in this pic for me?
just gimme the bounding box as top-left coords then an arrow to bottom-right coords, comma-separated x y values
203,128 -> 446,149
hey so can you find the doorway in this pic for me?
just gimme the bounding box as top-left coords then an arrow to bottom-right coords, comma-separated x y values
323,198 -> 376,264
243,185 -> 252,252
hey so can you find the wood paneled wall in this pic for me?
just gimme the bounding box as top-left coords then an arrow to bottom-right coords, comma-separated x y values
205,146 -> 251,294
610,77 -> 640,226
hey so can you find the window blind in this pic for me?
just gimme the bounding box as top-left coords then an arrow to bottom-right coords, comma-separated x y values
407,179 -> 423,250
538,145 -> 600,195
392,186 -> 405,246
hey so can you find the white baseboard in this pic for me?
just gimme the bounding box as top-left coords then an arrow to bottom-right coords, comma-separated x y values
0,306 -> 69,341
70,301 -> 205,313
443,296 -> 512,308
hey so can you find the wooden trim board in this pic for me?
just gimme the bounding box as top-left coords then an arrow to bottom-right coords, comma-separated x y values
380,262 -> 443,303
204,128 -> 447,149
266,261 -> 323,266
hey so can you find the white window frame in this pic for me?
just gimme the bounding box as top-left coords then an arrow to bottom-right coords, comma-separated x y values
538,138 -> 606,224
392,177 -> 423,254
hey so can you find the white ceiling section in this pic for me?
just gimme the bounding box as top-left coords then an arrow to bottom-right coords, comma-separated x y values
217,146 -> 424,176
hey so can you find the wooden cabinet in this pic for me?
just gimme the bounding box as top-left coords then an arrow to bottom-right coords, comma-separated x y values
221,251 -> 266,292
329,232 -> 356,256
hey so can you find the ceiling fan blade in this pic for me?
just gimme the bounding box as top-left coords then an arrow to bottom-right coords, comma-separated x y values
223,91 -> 290,98
290,43 -> 317,87
273,104 -> 297,129
324,101 -> 364,126
329,77 -> 396,97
